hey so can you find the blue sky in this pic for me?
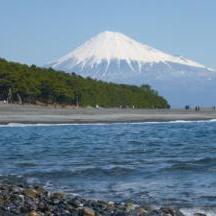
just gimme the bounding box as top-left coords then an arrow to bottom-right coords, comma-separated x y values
0,0 -> 216,68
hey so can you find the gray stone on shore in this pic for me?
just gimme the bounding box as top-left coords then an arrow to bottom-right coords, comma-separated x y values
0,183 -> 188,216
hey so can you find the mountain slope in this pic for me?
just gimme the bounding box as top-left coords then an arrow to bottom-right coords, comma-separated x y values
48,31 -> 216,107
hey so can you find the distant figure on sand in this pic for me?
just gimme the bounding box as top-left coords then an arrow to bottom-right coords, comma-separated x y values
195,106 -> 200,111
185,105 -> 190,110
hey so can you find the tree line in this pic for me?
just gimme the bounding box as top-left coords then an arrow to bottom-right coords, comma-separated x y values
0,58 -> 169,108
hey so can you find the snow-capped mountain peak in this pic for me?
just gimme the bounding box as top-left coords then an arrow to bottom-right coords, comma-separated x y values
50,31 -> 206,70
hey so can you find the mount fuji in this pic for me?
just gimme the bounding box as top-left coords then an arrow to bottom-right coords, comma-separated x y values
48,31 -> 216,107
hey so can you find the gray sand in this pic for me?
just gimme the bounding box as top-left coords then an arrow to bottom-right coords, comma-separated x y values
0,104 -> 216,124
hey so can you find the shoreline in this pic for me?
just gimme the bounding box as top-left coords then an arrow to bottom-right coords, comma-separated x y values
0,104 -> 216,124
0,119 -> 216,126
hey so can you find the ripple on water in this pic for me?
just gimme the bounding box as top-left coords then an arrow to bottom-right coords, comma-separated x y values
0,121 -> 216,207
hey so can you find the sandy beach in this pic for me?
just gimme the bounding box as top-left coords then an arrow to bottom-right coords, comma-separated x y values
0,104 -> 216,124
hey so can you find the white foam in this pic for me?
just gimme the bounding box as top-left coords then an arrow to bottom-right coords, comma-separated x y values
0,122 -> 113,128
181,207 -> 216,216
0,119 -> 216,128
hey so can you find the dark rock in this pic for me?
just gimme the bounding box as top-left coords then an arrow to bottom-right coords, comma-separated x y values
194,213 -> 207,216
24,197 -> 37,211
146,208 -> 185,216
38,201 -> 49,212
160,207 -> 185,216
161,207 -> 176,216
68,198 -> 83,208
20,205 -> 30,213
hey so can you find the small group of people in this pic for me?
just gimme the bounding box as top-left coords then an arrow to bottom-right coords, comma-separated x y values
185,105 -> 201,111
185,105 -> 216,111
185,105 -> 190,110
195,106 -> 200,111
185,105 -> 200,111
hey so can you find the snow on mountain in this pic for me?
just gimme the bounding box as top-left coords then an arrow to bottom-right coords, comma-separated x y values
49,31 -> 207,70
48,31 -> 216,107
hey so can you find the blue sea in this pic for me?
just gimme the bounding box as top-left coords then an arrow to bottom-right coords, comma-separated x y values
1,120 -> 216,215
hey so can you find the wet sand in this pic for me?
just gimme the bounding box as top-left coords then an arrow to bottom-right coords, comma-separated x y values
0,104 -> 216,124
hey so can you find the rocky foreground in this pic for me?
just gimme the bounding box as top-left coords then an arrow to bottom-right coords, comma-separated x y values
0,184 -> 206,216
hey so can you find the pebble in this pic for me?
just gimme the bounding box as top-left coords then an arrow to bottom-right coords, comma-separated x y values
29,210 -> 40,216
136,207 -> 148,215
83,207 -> 96,216
0,183 -> 188,216
24,188 -> 39,199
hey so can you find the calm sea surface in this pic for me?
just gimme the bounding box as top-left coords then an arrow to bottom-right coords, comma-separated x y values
1,121 -> 216,210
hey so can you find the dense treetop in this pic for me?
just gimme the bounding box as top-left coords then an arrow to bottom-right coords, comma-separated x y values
0,58 -> 169,108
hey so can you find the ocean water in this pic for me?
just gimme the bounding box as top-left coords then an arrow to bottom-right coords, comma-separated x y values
0,121 -> 216,214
